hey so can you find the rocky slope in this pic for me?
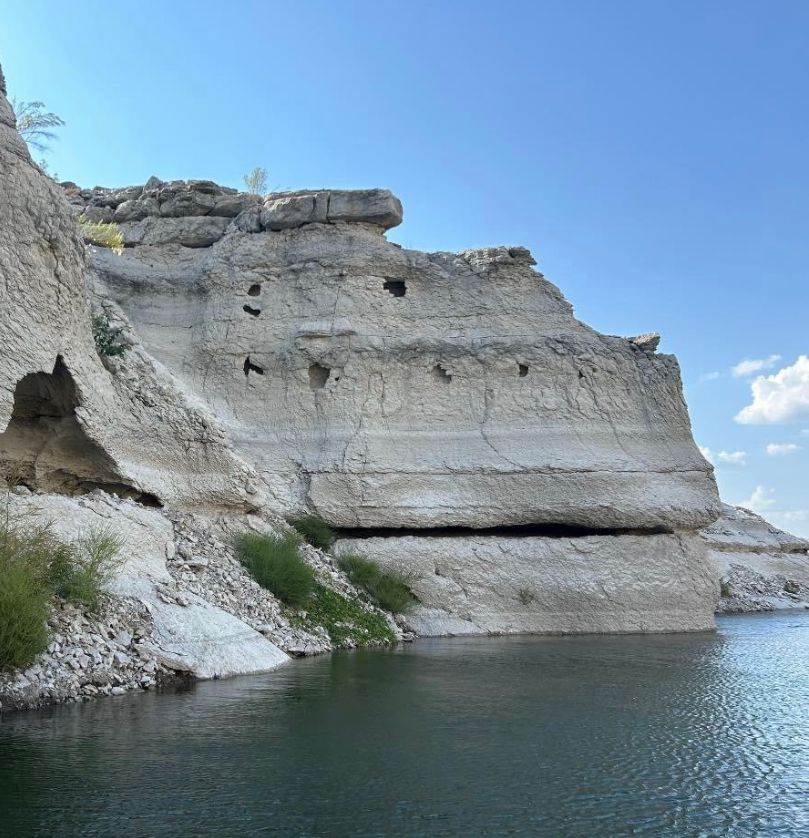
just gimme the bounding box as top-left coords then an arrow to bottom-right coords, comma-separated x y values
706,505 -> 809,613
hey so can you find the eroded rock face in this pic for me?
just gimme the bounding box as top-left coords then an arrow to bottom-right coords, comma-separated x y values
335,531 -> 718,635
83,182 -> 721,532
0,75 -> 264,512
704,505 -> 809,613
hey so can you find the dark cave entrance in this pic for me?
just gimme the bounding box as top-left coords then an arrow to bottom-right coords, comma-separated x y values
0,357 -> 161,505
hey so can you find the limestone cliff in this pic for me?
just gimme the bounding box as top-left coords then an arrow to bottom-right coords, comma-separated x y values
66,176 -> 723,635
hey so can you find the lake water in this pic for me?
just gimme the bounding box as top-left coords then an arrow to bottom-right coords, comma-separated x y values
1,612 -> 807,836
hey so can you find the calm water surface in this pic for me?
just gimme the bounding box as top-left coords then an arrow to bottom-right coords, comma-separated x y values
1,612 -> 807,836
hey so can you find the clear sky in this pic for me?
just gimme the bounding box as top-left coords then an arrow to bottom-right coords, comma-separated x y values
2,0 -> 807,533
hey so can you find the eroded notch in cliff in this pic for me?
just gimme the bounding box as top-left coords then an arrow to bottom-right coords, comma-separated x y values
309,363 -> 331,389
383,279 -> 406,297
0,356 -> 162,505
243,305 -> 261,317
335,522 -> 672,540
432,364 -> 452,384
243,356 -> 265,376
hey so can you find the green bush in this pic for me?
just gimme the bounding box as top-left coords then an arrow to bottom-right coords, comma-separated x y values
337,552 -> 417,614
236,532 -> 314,608
91,313 -> 128,357
50,528 -> 123,612
0,523 -> 54,671
289,515 -> 336,551
719,580 -> 733,598
0,517 -> 124,672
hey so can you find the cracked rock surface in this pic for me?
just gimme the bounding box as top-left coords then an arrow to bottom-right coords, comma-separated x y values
82,180 -> 721,532
704,504 -> 809,613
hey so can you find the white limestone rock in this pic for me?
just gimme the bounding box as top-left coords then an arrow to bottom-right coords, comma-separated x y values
703,504 -> 809,612
86,192 -> 721,532
335,531 -> 718,635
0,74 -> 265,513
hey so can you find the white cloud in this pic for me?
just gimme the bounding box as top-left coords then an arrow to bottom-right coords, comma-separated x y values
698,371 -> 721,383
739,485 -> 776,513
735,356 -> 809,424
731,354 -> 781,378
779,509 -> 809,522
698,445 -> 746,466
765,442 -> 801,456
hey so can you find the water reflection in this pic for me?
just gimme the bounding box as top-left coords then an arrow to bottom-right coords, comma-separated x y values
1,613 -> 807,836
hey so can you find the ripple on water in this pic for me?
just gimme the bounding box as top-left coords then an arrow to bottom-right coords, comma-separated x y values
0,612 -> 807,836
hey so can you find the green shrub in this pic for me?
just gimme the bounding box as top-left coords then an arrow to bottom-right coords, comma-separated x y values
50,527 -> 123,612
720,580 -> 732,598
337,552 -> 417,614
0,518 -> 68,671
0,523 -> 54,671
91,313 -> 128,357
0,516 -> 124,672
78,215 -> 124,254
236,532 -> 314,608
517,587 -> 536,606
300,583 -> 395,646
289,514 -> 336,551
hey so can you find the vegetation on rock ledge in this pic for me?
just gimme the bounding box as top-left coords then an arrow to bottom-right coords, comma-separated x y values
91,312 -> 128,358
0,516 -> 122,671
78,215 -> 124,255
290,514 -> 336,552
337,552 -> 417,614
291,583 -> 395,647
235,531 -> 314,608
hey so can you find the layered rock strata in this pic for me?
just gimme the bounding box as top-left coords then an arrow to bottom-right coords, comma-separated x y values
72,176 -> 723,635
705,505 -> 809,613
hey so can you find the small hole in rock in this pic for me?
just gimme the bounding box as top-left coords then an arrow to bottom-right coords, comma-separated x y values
518,364 -> 529,377
383,279 -> 406,297
431,364 -> 452,384
309,363 -> 331,390
243,305 -> 261,317
243,356 -> 264,376
247,284 -> 261,297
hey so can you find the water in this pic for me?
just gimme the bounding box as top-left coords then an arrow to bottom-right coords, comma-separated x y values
1,613 -> 807,837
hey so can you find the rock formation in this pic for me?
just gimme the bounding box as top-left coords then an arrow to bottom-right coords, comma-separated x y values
9,54 -> 780,709
69,174 -> 722,635
705,505 -> 809,613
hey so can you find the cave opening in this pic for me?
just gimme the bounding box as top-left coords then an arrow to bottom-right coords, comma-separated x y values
247,283 -> 261,297
243,356 -> 265,376
0,356 -> 162,505
243,305 -> 261,317
431,364 -> 452,384
383,279 -> 406,297
518,364 -> 529,377
308,363 -> 331,390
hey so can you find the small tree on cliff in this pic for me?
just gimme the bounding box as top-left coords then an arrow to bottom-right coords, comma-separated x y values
11,99 -> 64,153
243,166 -> 268,195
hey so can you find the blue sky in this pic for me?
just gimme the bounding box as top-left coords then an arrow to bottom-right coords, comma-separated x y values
2,0 -> 807,533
